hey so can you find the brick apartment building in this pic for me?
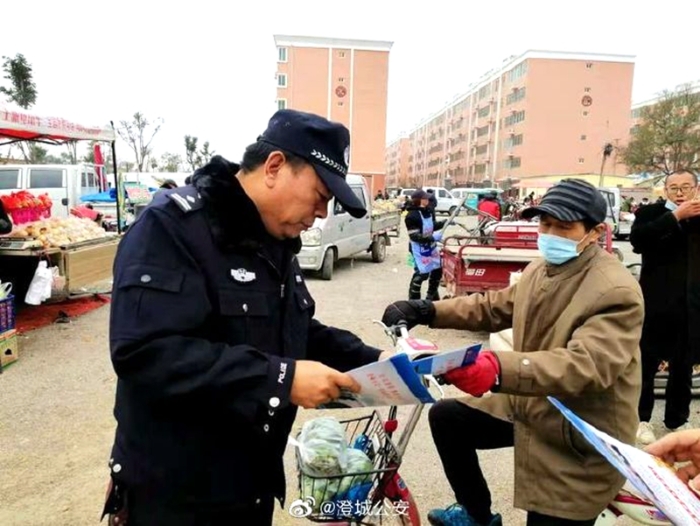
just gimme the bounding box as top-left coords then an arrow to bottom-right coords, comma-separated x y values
273,35 -> 393,196
385,50 -> 635,190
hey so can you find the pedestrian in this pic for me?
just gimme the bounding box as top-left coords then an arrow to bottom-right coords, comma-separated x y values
632,170 -> 700,445
405,189 -> 444,301
102,109 -> 391,525
382,179 -> 644,526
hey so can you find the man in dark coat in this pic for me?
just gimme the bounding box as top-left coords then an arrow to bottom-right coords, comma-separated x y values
102,109 -> 389,525
631,170 -> 700,445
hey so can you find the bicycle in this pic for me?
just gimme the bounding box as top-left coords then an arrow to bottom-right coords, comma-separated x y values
292,321 -> 446,525
291,322 -> 676,526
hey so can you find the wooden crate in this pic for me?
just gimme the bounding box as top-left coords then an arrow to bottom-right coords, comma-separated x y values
0,329 -> 18,370
63,239 -> 119,292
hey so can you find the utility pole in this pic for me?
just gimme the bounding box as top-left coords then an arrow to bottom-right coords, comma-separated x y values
598,143 -> 614,188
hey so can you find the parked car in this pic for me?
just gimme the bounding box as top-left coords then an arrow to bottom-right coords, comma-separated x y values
422,186 -> 463,215
298,174 -> 401,280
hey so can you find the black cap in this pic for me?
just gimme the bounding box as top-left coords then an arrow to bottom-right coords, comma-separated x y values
257,109 -> 366,218
521,179 -> 607,223
411,189 -> 429,200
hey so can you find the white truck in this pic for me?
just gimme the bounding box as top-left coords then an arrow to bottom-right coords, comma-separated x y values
298,174 -> 401,280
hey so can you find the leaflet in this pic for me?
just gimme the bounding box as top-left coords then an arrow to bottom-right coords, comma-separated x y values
323,346 -> 481,409
411,344 -> 482,375
549,397 -> 700,526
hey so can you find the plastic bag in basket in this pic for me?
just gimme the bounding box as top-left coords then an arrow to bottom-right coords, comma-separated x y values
298,417 -> 349,477
337,448 -> 373,495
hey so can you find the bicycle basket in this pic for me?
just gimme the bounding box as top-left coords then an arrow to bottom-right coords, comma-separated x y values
295,410 -> 401,523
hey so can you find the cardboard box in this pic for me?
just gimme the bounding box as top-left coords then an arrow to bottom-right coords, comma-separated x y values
0,329 -> 18,370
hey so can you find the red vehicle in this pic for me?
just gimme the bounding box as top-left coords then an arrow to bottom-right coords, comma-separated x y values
441,220 -> 619,298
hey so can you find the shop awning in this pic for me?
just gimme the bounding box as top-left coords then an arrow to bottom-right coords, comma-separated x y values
0,104 -> 115,145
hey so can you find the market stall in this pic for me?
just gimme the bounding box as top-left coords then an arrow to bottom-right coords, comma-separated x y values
0,105 -> 120,303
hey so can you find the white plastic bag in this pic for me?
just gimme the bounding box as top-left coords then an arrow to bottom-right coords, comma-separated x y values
297,417 -> 349,477
25,261 -> 53,305
50,266 -> 65,296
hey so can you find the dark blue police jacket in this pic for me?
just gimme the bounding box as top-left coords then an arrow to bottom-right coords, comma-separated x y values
108,155 -> 381,508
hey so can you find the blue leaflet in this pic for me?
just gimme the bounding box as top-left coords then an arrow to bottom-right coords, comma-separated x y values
411,344 -> 483,375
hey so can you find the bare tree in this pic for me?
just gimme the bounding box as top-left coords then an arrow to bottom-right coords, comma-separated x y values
65,141 -> 78,164
184,135 -> 215,171
184,135 -> 201,171
117,112 -> 163,172
160,152 -> 183,172
622,83 -> 700,176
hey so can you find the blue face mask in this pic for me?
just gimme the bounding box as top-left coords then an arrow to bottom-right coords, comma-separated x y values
537,233 -> 585,265
665,200 -> 678,211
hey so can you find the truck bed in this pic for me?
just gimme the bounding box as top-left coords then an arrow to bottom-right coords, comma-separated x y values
370,210 -> 400,234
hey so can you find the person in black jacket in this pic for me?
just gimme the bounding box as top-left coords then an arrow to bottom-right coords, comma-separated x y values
405,189 -> 445,300
631,170 -> 700,445
103,109 -> 390,525
0,199 -> 12,235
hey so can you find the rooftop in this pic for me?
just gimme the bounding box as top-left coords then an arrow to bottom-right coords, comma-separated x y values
273,34 -> 393,52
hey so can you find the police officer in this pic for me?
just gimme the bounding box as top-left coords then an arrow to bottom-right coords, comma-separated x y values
103,110 -> 390,525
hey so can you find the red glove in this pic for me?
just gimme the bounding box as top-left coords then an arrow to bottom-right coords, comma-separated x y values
443,351 -> 501,397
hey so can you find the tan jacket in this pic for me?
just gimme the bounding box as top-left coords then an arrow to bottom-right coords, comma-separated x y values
433,245 -> 644,520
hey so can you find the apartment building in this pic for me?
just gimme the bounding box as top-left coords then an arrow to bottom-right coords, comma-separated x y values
631,79 -> 700,130
273,35 -> 393,195
386,50 -> 635,189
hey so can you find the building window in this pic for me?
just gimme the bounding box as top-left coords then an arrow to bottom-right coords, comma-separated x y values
506,61 -> 528,83
580,134 -> 587,140
584,87 -> 591,92
582,111 -> 589,117
506,87 -> 526,105
586,62 -> 593,69
477,106 -> 490,118
504,134 -> 523,149
337,101 -> 344,106
277,73 -> 287,87
277,99 -> 287,110
476,125 -> 490,138
504,157 -> 521,169
277,47 -> 288,62
338,51 -> 346,58
504,110 -> 525,127
338,77 -> 345,82
578,158 -> 585,164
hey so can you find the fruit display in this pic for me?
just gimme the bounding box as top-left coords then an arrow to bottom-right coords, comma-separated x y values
10,216 -> 110,248
0,191 -> 53,224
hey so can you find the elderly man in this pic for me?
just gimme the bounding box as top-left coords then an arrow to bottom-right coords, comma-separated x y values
383,179 -> 644,526
632,170 -> 700,445
103,109 -> 388,525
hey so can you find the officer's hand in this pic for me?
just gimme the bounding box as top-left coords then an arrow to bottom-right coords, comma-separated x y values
672,199 -> 700,221
290,361 -> 360,409
381,300 -> 436,330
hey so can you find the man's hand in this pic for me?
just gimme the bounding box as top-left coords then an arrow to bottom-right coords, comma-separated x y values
381,300 -> 436,330
645,429 -> 700,492
443,351 -> 501,397
290,361 -> 360,409
672,200 -> 700,221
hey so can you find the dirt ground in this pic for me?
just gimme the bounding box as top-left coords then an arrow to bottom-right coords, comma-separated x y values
0,222 -> 695,525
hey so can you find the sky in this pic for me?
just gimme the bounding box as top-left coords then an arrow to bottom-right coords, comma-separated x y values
2,0 -> 699,166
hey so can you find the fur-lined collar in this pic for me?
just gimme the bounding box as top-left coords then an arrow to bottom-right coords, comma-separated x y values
191,155 -> 301,253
